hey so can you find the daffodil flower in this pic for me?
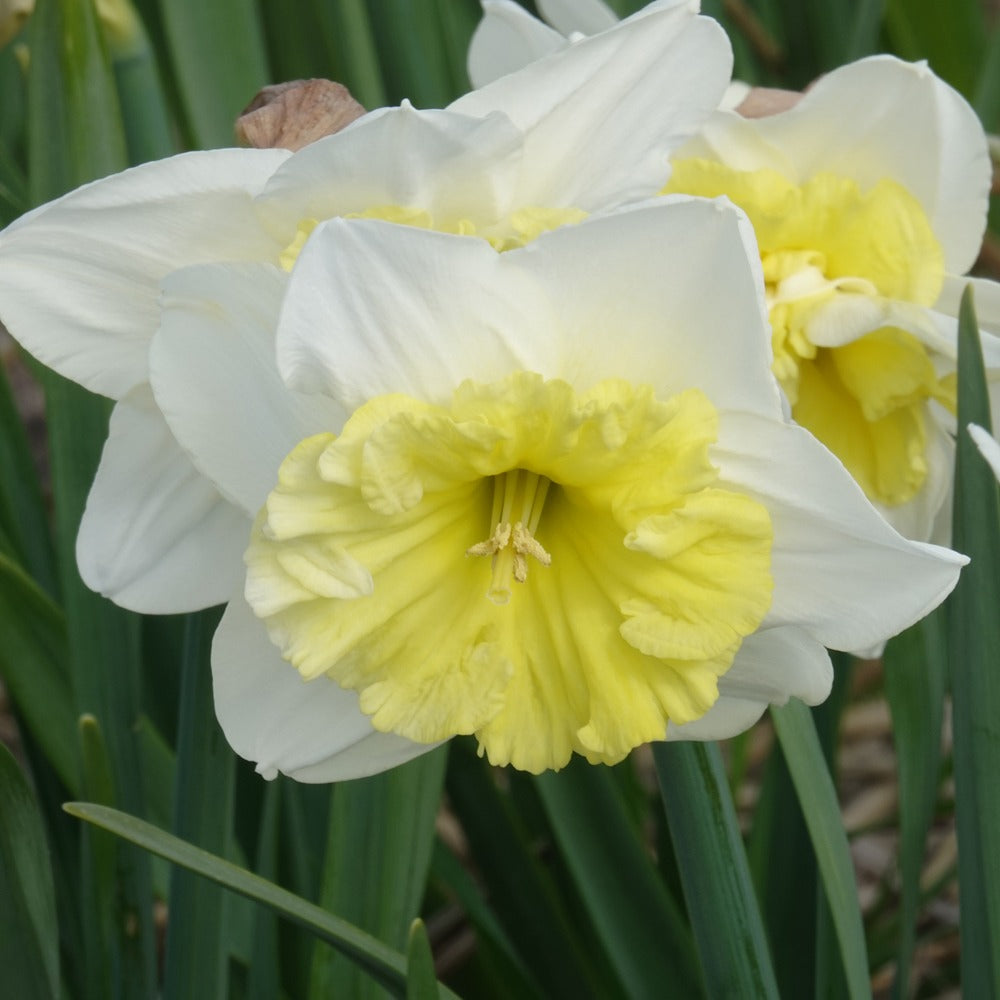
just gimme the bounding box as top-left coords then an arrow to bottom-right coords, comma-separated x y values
663,55 -> 1000,543
467,0 -> 751,108
144,199 -> 964,779
0,1 -> 731,612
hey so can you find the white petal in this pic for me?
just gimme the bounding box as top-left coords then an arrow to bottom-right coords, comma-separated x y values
721,626 -> 833,705
537,0 -> 618,35
255,105 -> 524,244
452,4 -> 732,211
518,196 -> 783,417
466,1 -> 566,89
665,695 -> 766,741
969,423 -> 1000,481
277,218 -> 556,409
212,595 -> 435,782
151,262 -> 346,516
77,387 -> 249,613
714,412 -> 966,653
0,149 -> 289,399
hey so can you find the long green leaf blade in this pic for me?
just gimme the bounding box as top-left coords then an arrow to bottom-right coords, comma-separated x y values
882,610 -> 947,998
163,608 -> 233,1000
949,285 -> 1000,996
308,749 -> 447,1000
63,802 -> 462,1000
406,919 -> 439,1000
0,552 -> 77,792
0,744 -> 60,1000
158,0 -> 269,148
534,760 -> 700,999
653,741 -> 778,999
770,700 -> 872,1000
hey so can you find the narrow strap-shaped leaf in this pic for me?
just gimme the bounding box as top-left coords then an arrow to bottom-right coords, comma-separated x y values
430,840 -> 545,1000
164,607 -> 233,1000
62,802 -> 463,1000
308,748 -> 448,1000
973,19 -> 1000,131
0,552 -> 77,793
246,782 -> 281,1000
446,742 -> 602,1000
367,0 -> 463,106
312,0 -> 387,110
158,0 -> 270,148
0,357 -> 56,594
653,740 -> 777,999
0,744 -> 60,1000
949,285 -> 1000,996
882,610 -> 947,999
406,919 -> 439,1000
770,700 -> 872,1000
77,715 -> 118,995
533,759 -> 700,999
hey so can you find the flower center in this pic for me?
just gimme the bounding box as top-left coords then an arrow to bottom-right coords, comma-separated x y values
466,470 -> 552,604
278,204 -> 588,270
664,158 -> 950,505
244,372 -> 774,772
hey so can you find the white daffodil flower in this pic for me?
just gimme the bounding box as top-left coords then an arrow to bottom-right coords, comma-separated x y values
0,1 -> 731,612
144,199 -> 965,780
468,0 -> 752,108
663,55 -> 1000,545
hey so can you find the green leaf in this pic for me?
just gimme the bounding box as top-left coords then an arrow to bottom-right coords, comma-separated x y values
406,920 -> 439,1000
0,552 -> 77,793
430,839 -> 545,1000
0,744 -> 60,1000
63,802 -> 463,1000
973,21 -> 1000,132
367,0 -> 463,106
312,0 -> 387,110
446,742 -> 602,1000
164,608 -> 234,1000
27,0 -> 128,202
158,0 -> 269,148
246,783 -> 281,1000
77,715 -> 118,994
308,748 -> 448,1000
533,759 -> 700,999
949,284 -> 1000,997
882,611 -> 947,998
884,0 -> 986,98
0,355 -> 55,593
653,741 -> 777,999
770,700 -> 872,1000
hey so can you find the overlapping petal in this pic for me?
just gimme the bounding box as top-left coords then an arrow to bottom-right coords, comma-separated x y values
0,149 -> 289,399
76,387 -> 250,613
278,198 -> 781,419
454,1 -> 732,210
150,262 -> 346,516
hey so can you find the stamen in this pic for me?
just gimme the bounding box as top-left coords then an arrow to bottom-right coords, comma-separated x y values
467,470 -> 552,603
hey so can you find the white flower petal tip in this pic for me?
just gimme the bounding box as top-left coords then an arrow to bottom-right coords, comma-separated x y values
455,1 -> 734,211
212,597 -> 435,783
0,148 -> 290,400
76,389 -> 250,614
467,1 -> 566,89
968,423 -> 1000,481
